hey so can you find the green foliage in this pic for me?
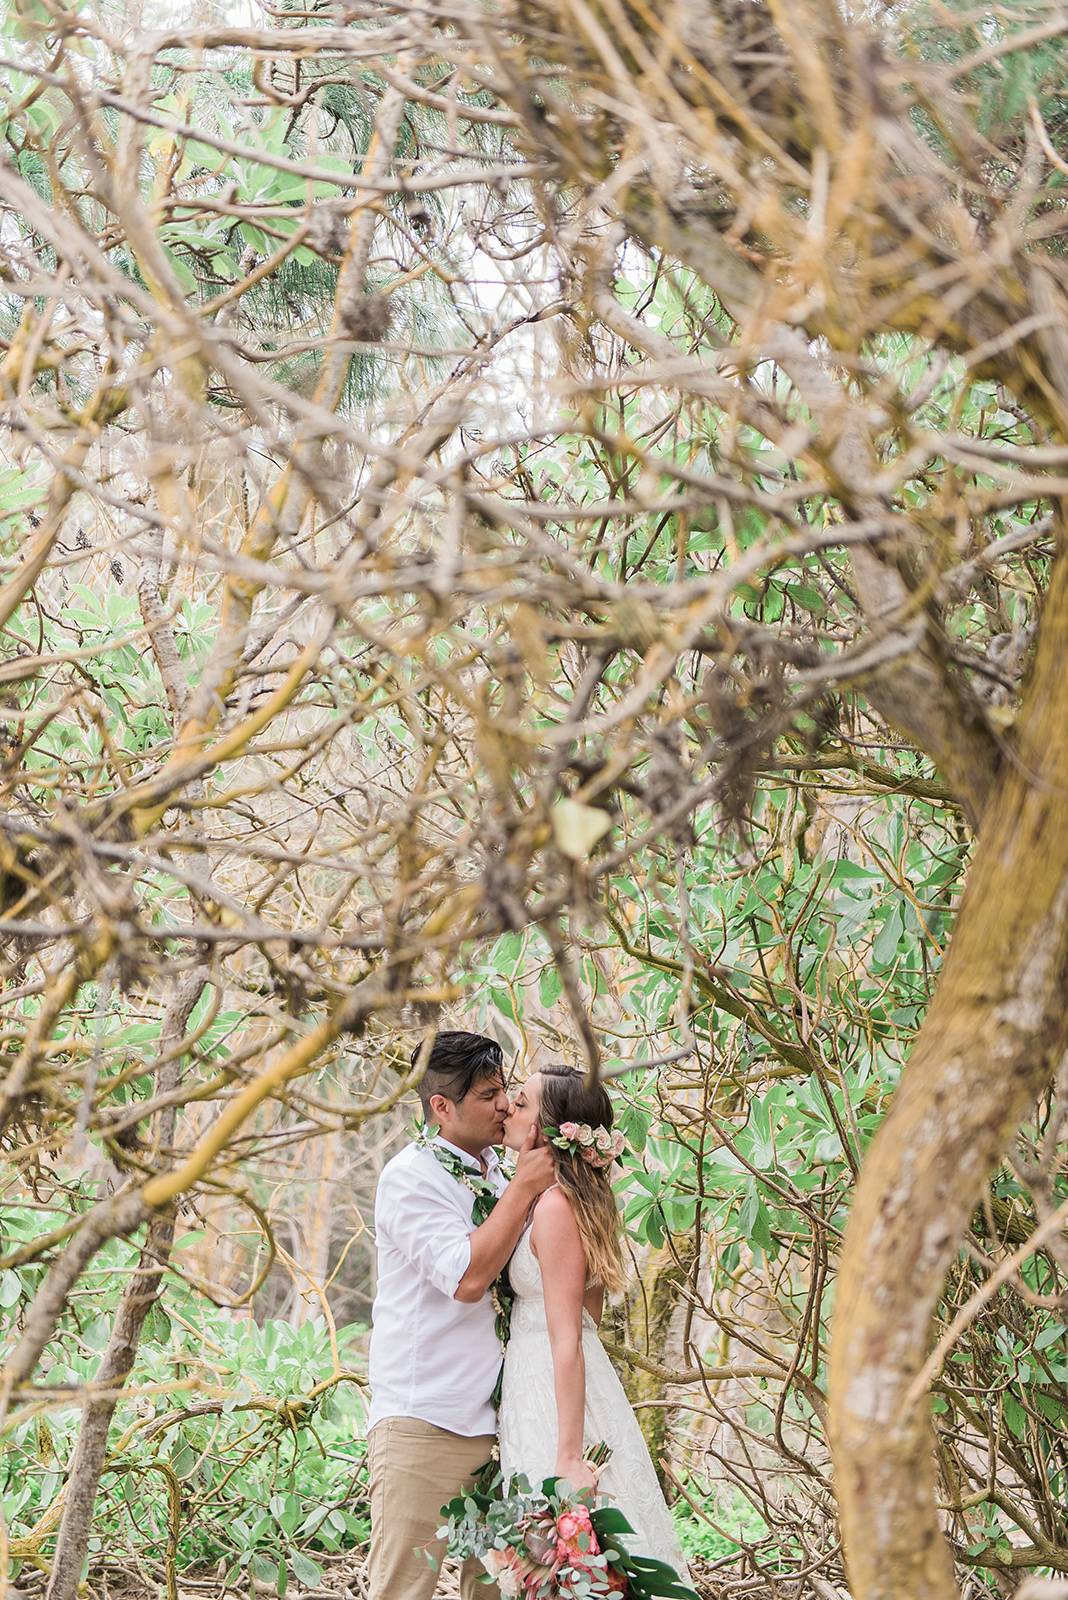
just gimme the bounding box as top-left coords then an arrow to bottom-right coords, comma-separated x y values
1,1260 -> 369,1584
671,1487 -> 768,1565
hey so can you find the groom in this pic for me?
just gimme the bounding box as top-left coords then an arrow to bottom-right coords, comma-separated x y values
365,1031 -> 555,1600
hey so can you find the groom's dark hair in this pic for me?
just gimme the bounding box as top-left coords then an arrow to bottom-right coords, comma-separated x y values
412,1031 -> 505,1119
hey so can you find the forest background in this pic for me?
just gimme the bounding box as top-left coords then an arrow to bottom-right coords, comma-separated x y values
3,1 -> 1068,1599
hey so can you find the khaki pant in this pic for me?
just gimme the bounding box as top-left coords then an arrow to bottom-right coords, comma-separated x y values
366,1417 -> 501,1600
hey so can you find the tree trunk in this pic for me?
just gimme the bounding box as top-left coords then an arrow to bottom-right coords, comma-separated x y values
43,1210 -> 176,1600
43,967 -> 208,1600
829,522 -> 1068,1600
611,1237 -> 695,1491
294,1130 -> 338,1327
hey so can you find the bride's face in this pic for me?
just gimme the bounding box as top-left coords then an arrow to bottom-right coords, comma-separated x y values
502,1072 -> 542,1152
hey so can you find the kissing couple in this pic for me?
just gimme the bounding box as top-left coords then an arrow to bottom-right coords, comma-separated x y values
364,1031 -> 690,1598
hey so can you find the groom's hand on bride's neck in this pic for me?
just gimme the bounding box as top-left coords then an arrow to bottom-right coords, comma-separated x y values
512,1123 -> 555,1199
454,1124 -> 555,1301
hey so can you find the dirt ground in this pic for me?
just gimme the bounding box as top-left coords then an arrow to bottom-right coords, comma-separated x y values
113,1553 -> 831,1600
14,1547 -> 766,1600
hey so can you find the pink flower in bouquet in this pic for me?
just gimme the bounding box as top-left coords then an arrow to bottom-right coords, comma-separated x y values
556,1506 -> 594,1542
482,1546 -> 525,1597
555,1503 -> 599,1566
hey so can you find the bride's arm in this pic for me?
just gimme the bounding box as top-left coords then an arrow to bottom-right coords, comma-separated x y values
533,1186 -> 599,1493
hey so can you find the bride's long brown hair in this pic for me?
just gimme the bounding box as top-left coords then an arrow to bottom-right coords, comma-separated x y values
538,1064 -> 625,1296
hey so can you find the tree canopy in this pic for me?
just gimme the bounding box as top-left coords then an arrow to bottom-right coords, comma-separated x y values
3,1 -> 1068,1598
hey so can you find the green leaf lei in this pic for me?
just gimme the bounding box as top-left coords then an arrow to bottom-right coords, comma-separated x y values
412,1125 -> 515,1406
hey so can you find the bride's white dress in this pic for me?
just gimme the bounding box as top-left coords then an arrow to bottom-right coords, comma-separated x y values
498,1225 -> 690,1581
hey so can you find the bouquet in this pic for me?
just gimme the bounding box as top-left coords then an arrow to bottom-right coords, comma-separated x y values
435,1460 -> 698,1600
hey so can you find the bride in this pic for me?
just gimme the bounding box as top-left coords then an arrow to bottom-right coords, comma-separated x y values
498,1063 -> 691,1582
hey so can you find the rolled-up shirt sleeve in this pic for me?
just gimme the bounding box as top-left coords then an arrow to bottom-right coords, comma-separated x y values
378,1156 -> 474,1298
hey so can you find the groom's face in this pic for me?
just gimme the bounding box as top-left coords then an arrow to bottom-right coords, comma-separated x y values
437,1070 -> 511,1154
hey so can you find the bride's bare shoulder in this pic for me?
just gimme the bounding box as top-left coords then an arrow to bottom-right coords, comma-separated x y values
531,1183 -> 580,1240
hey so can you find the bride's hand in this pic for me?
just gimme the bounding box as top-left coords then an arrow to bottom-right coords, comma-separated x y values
555,1455 -> 602,1494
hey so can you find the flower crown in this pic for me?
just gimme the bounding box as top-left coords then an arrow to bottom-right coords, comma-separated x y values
545,1121 -> 625,1168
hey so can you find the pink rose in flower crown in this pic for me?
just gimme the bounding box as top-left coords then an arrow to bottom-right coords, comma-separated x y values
558,1121 -> 581,1142
594,1127 -> 614,1154
576,1124 -> 595,1147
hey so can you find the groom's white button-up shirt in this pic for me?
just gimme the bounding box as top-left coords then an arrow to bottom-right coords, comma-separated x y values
367,1136 -> 508,1438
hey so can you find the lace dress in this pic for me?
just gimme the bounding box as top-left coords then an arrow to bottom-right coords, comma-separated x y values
498,1226 -> 690,1581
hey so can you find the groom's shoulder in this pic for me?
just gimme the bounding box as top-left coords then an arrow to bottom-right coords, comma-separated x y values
380,1140 -> 428,1178
377,1140 -> 449,1194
